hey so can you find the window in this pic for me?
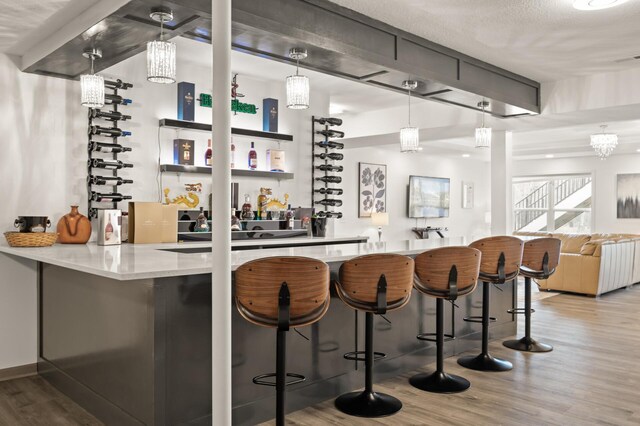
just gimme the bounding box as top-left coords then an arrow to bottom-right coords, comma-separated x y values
513,174 -> 592,234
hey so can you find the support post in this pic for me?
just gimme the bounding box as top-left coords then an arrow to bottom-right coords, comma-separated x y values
211,0 -> 232,424
490,130 -> 513,235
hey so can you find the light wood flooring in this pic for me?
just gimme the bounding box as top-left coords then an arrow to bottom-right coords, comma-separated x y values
1,285 -> 638,425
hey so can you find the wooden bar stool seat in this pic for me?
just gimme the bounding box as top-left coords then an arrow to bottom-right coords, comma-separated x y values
457,236 -> 523,372
410,247 -> 481,393
235,256 -> 330,426
333,254 -> 414,418
504,237 -> 561,353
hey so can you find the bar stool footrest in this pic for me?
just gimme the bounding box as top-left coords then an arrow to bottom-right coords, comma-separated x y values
416,332 -> 455,343
343,351 -> 386,362
507,307 -> 535,315
463,315 -> 496,324
252,372 -> 305,387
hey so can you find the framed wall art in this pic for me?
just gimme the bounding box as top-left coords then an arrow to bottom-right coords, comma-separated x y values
617,173 -> 640,218
359,162 -> 387,218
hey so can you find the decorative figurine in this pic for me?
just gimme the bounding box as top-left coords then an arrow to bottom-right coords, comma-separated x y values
164,188 -> 200,209
257,187 -> 271,220
185,183 -> 202,192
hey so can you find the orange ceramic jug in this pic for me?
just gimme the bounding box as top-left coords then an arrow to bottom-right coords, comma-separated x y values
57,206 -> 91,244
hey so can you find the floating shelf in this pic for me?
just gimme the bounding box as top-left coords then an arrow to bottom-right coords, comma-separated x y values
160,164 -> 294,180
159,118 -> 294,142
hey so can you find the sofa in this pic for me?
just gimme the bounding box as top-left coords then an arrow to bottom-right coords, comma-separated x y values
513,232 -> 640,296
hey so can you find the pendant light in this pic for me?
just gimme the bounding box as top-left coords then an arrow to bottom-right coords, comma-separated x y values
400,80 -> 419,153
286,48 -> 310,109
590,125 -> 618,159
80,48 -> 105,108
147,7 -> 176,84
475,100 -> 491,148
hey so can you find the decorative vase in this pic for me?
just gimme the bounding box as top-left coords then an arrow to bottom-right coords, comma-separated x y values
57,205 -> 91,244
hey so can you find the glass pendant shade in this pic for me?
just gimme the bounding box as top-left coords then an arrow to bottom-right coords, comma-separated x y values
80,73 -> 105,108
400,127 -> 420,152
286,75 -> 309,109
475,126 -> 492,148
590,130 -> 618,159
147,40 -> 176,84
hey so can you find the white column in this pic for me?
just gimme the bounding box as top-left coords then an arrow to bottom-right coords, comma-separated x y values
211,0 -> 232,424
490,130 -> 513,235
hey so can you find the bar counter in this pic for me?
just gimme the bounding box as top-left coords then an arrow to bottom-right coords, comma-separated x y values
0,236 -> 515,426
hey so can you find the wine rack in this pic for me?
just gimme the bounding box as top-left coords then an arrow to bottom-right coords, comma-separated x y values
87,79 -> 134,219
311,116 -> 344,219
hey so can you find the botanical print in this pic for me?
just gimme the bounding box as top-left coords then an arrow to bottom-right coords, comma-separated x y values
617,173 -> 640,218
359,162 -> 386,217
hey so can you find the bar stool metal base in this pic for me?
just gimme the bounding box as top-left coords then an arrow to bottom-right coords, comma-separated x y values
503,336 -> 553,353
334,390 -> 402,418
409,371 -> 470,393
457,353 -> 513,372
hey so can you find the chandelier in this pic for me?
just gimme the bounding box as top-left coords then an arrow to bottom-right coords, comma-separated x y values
286,48 -> 310,109
475,100 -> 491,148
147,7 -> 176,84
80,48 -> 104,108
400,80 -> 419,153
590,125 -> 618,159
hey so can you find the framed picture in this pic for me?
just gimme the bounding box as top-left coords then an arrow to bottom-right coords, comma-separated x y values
462,181 -> 474,209
617,173 -> 640,218
359,162 -> 386,218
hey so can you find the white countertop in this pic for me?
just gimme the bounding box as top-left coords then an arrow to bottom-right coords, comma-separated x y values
0,235 -> 478,281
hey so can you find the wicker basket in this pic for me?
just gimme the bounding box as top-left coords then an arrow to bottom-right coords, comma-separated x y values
4,232 -> 58,247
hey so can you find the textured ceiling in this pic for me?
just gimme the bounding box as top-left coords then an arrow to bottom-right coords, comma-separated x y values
330,0 -> 640,82
0,0 -> 72,52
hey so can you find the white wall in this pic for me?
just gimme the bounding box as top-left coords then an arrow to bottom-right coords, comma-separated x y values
513,154 -> 640,234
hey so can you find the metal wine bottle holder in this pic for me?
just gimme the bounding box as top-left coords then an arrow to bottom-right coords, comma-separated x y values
86,78 -> 134,219
311,116 -> 344,219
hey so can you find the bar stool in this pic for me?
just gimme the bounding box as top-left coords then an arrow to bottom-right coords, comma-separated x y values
333,254 -> 414,418
457,236 -> 523,372
410,246 -> 481,393
503,237 -> 561,353
235,256 -> 330,426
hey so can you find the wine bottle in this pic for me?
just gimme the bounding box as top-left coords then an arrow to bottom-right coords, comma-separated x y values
104,94 -> 132,105
104,79 -> 133,90
89,159 -> 133,170
248,142 -> 257,170
88,125 -> 131,137
205,139 -> 212,167
315,199 -> 343,207
90,192 -> 132,202
88,175 -> 133,186
315,141 -> 344,150
89,109 -> 131,121
314,187 -> 344,195
316,211 -> 343,219
230,139 -> 236,169
316,129 -> 344,139
88,141 -> 132,153
315,152 -> 344,161
314,117 -> 343,126
315,176 -> 342,184
316,164 -> 343,172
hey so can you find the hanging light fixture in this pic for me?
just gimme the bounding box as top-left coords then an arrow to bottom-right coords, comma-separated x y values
400,80 -> 419,153
590,125 -> 618,159
475,100 -> 491,148
147,7 -> 176,84
80,48 -> 104,108
286,48 -> 310,109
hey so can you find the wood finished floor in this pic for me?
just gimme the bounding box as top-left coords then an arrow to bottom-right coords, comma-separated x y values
0,285 -> 638,425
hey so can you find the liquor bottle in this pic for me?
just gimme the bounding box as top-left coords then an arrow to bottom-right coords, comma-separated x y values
205,139 -> 212,167
316,164 -> 344,172
104,94 -> 132,105
89,159 -> 133,170
88,175 -> 133,186
89,109 -> 131,121
90,192 -> 132,202
316,129 -> 344,139
315,141 -> 344,150
88,141 -> 132,153
88,125 -> 131,137
241,194 -> 254,220
230,138 -> 236,169
194,207 -> 210,232
315,152 -> 344,161
104,79 -> 133,90
285,205 -> 295,230
248,142 -> 257,170
315,175 -> 342,184
105,214 -> 114,241
314,117 -> 343,126
314,187 -> 343,195
315,199 -> 343,207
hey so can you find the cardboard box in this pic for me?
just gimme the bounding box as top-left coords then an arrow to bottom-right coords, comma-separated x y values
98,209 -> 122,246
263,98 -> 278,132
173,139 -> 195,165
128,202 -> 177,244
177,81 -> 195,121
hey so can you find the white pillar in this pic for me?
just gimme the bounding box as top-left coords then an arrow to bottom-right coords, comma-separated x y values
211,0 -> 232,424
490,130 -> 513,235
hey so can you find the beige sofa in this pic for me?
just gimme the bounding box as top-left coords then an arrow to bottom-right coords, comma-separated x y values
514,232 -> 640,296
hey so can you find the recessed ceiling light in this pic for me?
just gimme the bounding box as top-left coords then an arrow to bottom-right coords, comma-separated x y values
573,0 -> 628,10
462,153 -> 471,158
636,148 -> 640,152
545,154 -> 555,158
